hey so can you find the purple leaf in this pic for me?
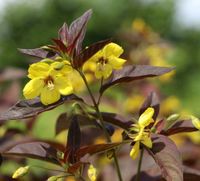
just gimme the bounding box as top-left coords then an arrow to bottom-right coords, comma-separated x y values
0,94 -> 83,121
100,65 -> 175,94
147,134 -> 183,181
64,115 -> 81,164
58,22 -> 69,45
2,142 -> 60,165
161,120 -> 197,136
73,39 -> 111,68
68,9 -> 92,55
18,48 -> 57,59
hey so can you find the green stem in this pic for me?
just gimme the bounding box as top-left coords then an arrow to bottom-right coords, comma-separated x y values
136,147 -> 144,181
78,70 -> 123,181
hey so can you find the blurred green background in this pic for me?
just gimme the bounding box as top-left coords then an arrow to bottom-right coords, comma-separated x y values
0,0 -> 200,114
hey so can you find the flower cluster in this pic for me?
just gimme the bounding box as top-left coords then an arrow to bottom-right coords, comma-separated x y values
23,43 -> 126,105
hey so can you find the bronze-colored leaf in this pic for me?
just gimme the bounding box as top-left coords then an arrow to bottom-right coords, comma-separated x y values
18,48 -> 57,59
73,39 -> 111,68
161,120 -> 197,136
100,65 -> 174,94
2,142 -> 60,165
147,134 -> 183,181
0,94 -> 83,121
58,22 -> 69,44
68,9 -> 92,54
64,115 -> 81,164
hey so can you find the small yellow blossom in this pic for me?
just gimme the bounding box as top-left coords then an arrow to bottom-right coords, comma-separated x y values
191,115 -> 200,130
84,43 -> 126,79
129,107 -> 154,160
88,164 -> 97,181
23,62 -> 73,105
12,166 -> 29,179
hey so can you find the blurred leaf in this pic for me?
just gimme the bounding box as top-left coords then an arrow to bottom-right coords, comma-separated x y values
90,112 -> 131,130
64,115 -> 81,164
58,22 -> 68,45
67,161 -> 82,174
18,48 -> 57,59
140,92 -> 160,121
76,142 -> 122,160
0,94 -> 83,121
100,65 -> 174,94
68,9 -> 92,55
155,119 -> 165,134
183,166 -> 200,181
73,39 -> 111,68
161,120 -> 197,136
147,134 -> 183,181
0,68 -> 25,82
2,142 -> 60,165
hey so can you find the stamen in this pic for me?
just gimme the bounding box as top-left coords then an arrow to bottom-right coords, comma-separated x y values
47,80 -> 55,90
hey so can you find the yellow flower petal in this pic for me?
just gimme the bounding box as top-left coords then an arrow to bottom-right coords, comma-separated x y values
23,78 -> 44,99
88,165 -> 97,181
191,115 -> 200,130
95,63 -> 112,79
54,76 -> 73,95
138,107 -> 154,127
141,136 -> 152,148
108,57 -> 126,69
130,141 -> 140,160
28,62 -> 50,79
40,87 -> 60,105
103,43 -> 123,57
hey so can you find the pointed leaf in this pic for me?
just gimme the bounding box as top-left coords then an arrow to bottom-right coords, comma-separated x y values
100,65 -> 175,94
0,94 -> 83,121
161,120 -> 197,136
73,39 -> 111,68
139,92 -> 160,120
58,22 -> 69,44
147,134 -> 183,181
2,142 -> 60,165
18,48 -> 57,59
68,9 -> 92,54
64,115 -> 81,164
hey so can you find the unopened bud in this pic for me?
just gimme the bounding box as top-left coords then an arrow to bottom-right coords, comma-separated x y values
88,164 -> 97,181
41,58 -> 54,64
53,62 -> 65,70
12,166 -> 29,179
164,114 -> 180,130
191,115 -> 200,130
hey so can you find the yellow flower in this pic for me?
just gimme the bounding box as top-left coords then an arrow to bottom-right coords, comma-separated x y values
129,107 -> 154,160
88,164 -> 97,181
84,43 -> 126,79
23,62 -> 73,105
12,166 -> 29,179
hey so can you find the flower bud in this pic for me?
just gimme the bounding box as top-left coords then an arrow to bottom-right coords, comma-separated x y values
88,164 -> 97,181
164,114 -> 180,130
12,166 -> 29,179
191,115 -> 200,130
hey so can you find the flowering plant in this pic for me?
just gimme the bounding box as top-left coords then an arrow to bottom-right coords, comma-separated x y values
0,9 -> 200,181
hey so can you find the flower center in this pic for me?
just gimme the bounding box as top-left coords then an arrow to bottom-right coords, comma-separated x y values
44,76 -> 55,90
97,57 -> 108,71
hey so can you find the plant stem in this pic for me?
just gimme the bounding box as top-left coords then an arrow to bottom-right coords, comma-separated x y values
136,147 -> 144,181
78,70 -> 123,181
